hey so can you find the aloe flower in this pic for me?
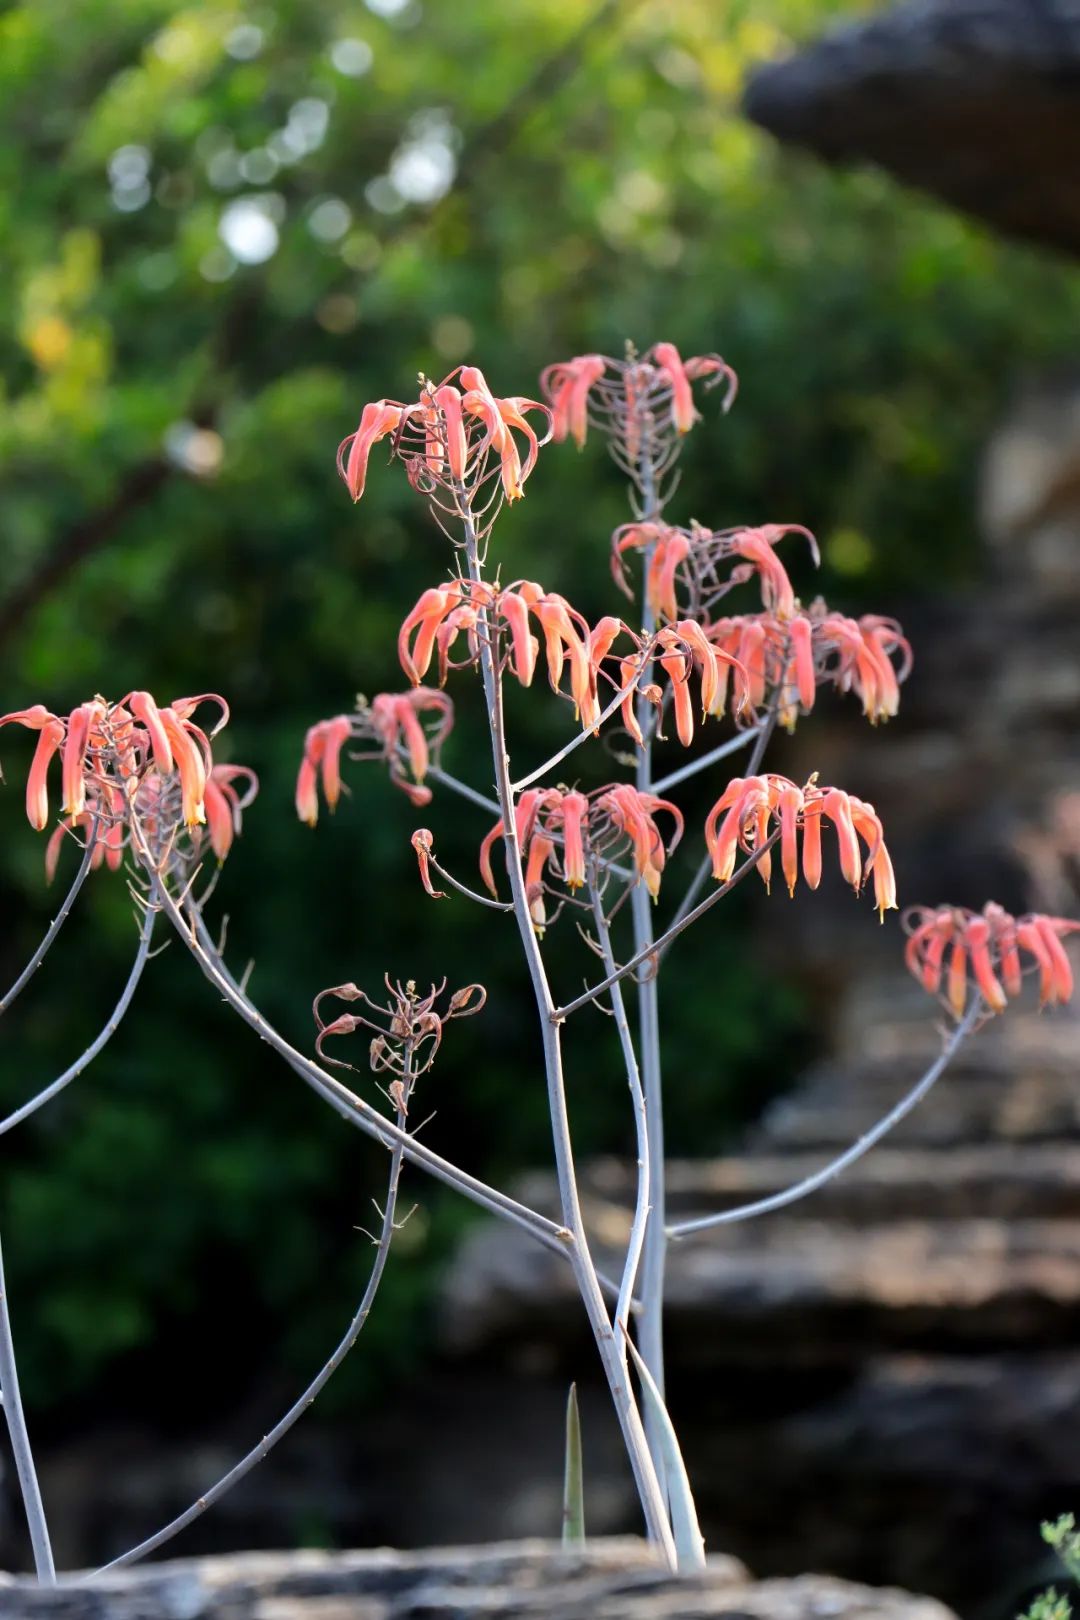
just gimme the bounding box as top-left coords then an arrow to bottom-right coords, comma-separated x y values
338,367 -> 552,506
705,774 -> 896,917
296,716 -> 353,826
904,903 -> 1078,1016
203,765 -> 259,862
397,579 -> 603,730
479,784 -> 683,925
540,344 -> 736,455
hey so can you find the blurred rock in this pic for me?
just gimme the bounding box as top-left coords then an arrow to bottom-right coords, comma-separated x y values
0,1540 -> 959,1620
743,0 -> 1080,257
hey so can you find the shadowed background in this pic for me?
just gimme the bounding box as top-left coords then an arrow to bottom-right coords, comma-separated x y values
1,0 -> 1079,1608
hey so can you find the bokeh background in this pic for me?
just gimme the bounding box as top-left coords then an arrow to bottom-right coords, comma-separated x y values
2,0 -> 1079,1609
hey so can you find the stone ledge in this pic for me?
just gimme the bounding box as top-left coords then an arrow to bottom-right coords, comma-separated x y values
0,1540 -> 959,1620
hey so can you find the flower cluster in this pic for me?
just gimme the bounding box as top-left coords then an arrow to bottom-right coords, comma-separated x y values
297,689 -> 454,823
398,578 -> 606,729
904,903 -> 1078,1017
610,519 -> 910,730
477,784 -> 683,928
541,344 -> 737,459
705,774 -> 896,918
339,366 -> 552,507
314,975 -> 486,1109
1,692 -> 252,879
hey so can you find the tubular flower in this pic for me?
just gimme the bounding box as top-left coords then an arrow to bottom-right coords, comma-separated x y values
202,765 -> 259,863
367,688 -> 454,806
296,716 -> 353,826
904,903 -> 1079,1017
540,344 -> 737,458
592,784 -> 683,900
539,354 -> 607,446
338,368 -> 552,507
338,400 -> 409,501
479,784 -> 684,927
615,620 -> 751,749
813,610 -> 912,724
411,829 -> 446,899
611,523 -> 691,622
396,578 -> 603,730
704,604 -> 912,733
2,692 -> 237,878
705,774 -> 897,917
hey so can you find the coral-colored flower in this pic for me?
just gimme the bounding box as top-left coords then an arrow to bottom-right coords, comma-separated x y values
904,903 -> 1078,1017
539,354 -> 607,447
367,688 -> 454,806
3,691 -> 241,877
705,774 -> 896,917
540,345 -> 737,455
296,716 -> 353,827
340,369 -> 552,507
338,400 -> 409,501
813,610 -> 912,724
396,578 -> 604,730
202,764 -> 259,862
479,784 -> 684,925
592,784 -> 683,900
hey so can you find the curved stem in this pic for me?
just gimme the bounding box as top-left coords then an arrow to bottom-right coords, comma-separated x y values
98,1075 -> 414,1572
0,902 -> 155,1138
0,1228 -> 55,1582
590,879 -> 649,1355
183,913 -> 634,1302
669,999 -> 982,1239
0,820 -> 99,1016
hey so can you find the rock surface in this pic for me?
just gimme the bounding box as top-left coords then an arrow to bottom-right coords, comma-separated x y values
0,1541 -> 959,1620
742,0 -> 1080,256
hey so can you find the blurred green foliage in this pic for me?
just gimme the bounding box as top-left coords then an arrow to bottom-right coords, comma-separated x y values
1,0 -> 1079,1427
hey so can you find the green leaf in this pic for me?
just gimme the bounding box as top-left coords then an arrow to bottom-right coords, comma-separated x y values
624,1334 -> 705,1572
562,1381 -> 585,1547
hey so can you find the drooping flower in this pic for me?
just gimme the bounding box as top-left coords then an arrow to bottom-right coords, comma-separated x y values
478,783 -> 684,927
296,715 -> 353,827
338,368 -> 553,507
2,691 -> 240,878
396,578 -> 604,730
202,764 -> 259,862
616,619 -> 751,748
539,354 -> 607,446
904,902 -> 1078,1017
368,688 -> 454,806
705,774 -> 897,918
539,344 -> 737,456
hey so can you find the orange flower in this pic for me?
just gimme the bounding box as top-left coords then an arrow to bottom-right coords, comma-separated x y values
338,400 -> 409,501
592,784 -> 683,899
202,764 -> 259,862
4,691 -> 240,872
368,687 -> 454,805
479,784 -> 683,922
904,903 -> 1078,1017
339,369 -> 552,506
705,774 -> 896,916
539,354 -> 607,446
296,716 -> 353,827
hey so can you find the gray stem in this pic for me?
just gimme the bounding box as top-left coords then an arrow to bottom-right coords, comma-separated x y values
0,902 -> 155,1137
0,820 -> 99,1016
669,1000 -> 981,1238
97,1067 -> 414,1572
460,500 -> 675,1566
0,1228 -> 55,1582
